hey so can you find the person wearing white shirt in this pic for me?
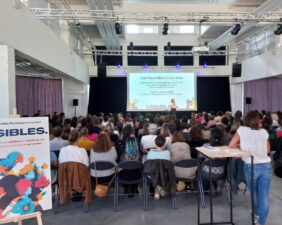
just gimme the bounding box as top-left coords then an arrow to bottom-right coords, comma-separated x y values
59,130 -> 89,167
229,111 -> 271,225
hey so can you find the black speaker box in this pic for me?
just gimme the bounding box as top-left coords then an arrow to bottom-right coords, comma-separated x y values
98,63 -> 106,78
246,97 -> 251,105
73,99 -> 78,106
232,63 -> 242,77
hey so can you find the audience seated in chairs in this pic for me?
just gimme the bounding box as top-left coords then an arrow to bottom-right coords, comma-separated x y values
50,126 -> 69,156
147,135 -> 170,200
168,133 -> 197,192
77,127 -> 94,154
58,130 -> 92,210
90,133 -> 117,185
117,125 -> 141,196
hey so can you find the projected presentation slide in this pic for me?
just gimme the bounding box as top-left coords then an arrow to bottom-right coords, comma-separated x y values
127,73 -> 197,111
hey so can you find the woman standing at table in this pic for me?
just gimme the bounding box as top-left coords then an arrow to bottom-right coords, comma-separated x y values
170,98 -> 177,118
229,111 -> 271,225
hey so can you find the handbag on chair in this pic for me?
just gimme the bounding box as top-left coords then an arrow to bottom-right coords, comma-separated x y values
94,161 -> 117,198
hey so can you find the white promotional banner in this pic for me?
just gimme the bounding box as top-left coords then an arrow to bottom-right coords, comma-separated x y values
0,117 -> 51,218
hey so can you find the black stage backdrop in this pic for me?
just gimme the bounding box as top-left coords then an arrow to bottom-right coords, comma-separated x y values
88,76 -> 231,116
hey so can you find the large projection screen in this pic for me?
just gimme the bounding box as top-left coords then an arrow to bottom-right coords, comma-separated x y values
127,73 -> 197,111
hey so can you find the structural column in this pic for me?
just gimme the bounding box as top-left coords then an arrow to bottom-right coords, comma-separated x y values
0,45 -> 16,118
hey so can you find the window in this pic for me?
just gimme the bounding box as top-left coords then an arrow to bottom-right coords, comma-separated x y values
144,27 -> 153,33
126,25 -> 158,34
126,25 -> 139,34
168,25 -> 195,34
179,25 -> 195,33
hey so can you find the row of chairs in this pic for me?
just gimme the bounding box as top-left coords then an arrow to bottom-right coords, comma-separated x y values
53,158 -> 230,213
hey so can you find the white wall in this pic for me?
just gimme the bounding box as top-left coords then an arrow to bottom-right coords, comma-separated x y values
0,0 -> 89,84
0,46 -> 16,118
230,82 -> 243,115
62,77 -> 89,118
232,46 -> 282,84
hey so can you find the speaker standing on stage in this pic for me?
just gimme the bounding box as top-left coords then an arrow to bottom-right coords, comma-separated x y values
170,98 -> 177,117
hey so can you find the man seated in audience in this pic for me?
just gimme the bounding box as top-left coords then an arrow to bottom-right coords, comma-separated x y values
50,126 -> 69,154
77,128 -> 94,154
140,124 -> 158,162
147,135 -> 170,200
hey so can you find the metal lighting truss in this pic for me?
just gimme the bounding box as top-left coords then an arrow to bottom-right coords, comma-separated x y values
31,8 -> 282,25
76,49 -> 241,56
209,0 -> 282,49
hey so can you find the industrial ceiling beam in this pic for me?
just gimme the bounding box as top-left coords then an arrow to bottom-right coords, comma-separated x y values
76,49 -> 241,56
30,8 -> 282,24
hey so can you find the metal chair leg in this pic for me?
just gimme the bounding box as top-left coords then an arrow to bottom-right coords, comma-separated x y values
199,176 -> 206,208
84,203 -> 88,213
114,176 -> 119,212
172,196 -> 177,209
54,184 -> 59,214
143,176 -> 148,211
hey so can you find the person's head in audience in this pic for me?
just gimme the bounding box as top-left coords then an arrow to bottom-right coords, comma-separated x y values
93,118 -> 99,127
149,115 -> 155,124
190,118 -> 197,128
210,127 -> 224,146
64,118 -> 71,126
93,133 -> 112,153
155,135 -> 166,151
157,118 -> 163,128
62,124 -> 71,140
148,123 -> 158,135
104,116 -> 109,123
168,123 -> 177,137
49,124 -> 54,140
164,115 -> 171,124
203,113 -> 209,124
171,133 -> 185,144
235,110 -> 242,120
190,127 -> 203,143
262,115 -> 272,132
71,117 -> 77,129
122,125 -> 133,142
143,122 -> 150,136
221,117 -> 229,128
80,127 -> 89,138
160,123 -> 169,137
271,113 -> 279,127
245,111 -> 260,130
175,119 -> 181,132
53,126 -> 63,138
181,122 -> 189,132
182,116 -> 188,123
69,130 -> 80,146
98,117 -> 103,126
106,123 -> 115,135
37,110 -> 41,115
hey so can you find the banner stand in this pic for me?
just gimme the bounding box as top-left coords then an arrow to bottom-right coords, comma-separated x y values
0,109 -> 46,225
0,212 -> 43,225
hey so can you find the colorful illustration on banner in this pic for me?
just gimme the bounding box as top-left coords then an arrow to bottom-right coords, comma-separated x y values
0,153 -> 50,218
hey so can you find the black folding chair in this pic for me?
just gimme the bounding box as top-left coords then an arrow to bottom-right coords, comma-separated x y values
200,158 -> 230,206
174,159 -> 206,208
89,161 -> 117,211
114,161 -> 143,211
143,160 -> 177,211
